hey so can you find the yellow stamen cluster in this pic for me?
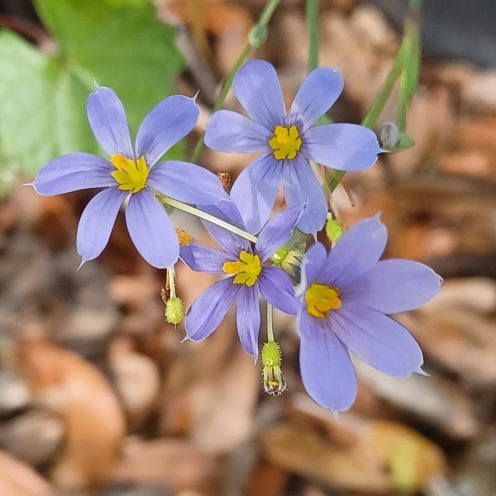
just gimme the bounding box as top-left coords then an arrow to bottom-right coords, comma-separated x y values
305,283 -> 342,319
110,154 -> 149,193
269,126 -> 302,160
222,251 -> 262,287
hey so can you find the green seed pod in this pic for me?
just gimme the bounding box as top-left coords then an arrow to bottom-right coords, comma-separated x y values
165,297 -> 185,325
261,341 -> 286,396
271,247 -> 289,268
326,219 -> 345,244
262,341 -> 281,367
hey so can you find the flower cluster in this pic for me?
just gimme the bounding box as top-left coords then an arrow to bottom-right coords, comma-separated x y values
31,60 -> 441,413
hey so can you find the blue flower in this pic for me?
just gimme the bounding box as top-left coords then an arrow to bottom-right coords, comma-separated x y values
181,202 -> 303,360
204,60 -> 382,236
32,86 -> 226,268
296,216 -> 442,412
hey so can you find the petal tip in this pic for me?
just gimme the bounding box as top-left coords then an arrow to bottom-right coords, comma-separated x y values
416,366 -> 429,377
76,258 -> 87,272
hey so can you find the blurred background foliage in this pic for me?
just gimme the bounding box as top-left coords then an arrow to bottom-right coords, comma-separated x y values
0,0 -> 184,186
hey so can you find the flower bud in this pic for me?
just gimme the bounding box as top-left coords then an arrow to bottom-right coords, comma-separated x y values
165,297 -> 185,325
249,24 -> 268,48
271,246 -> 303,284
261,341 -> 286,396
380,121 -> 400,150
380,122 -> 415,152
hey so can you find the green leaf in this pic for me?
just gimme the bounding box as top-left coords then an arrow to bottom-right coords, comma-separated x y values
0,31 -> 97,175
396,132 -> 415,151
34,0 -> 184,136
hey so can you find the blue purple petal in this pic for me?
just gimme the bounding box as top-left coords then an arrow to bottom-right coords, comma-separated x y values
333,302 -> 424,377
205,110 -> 272,154
296,242 -> 327,296
230,153 -> 284,234
180,243 -> 233,274
125,189 -> 179,268
298,310 -> 357,412
321,216 -> 387,288
148,161 -> 225,206
342,260 -> 442,314
76,187 -> 127,263
185,278 -> 242,341
86,87 -> 134,159
255,205 -> 303,262
301,123 -> 382,171
259,267 -> 297,315
201,199 -> 251,257
283,155 -> 327,236
33,153 -> 115,195
236,285 -> 261,360
233,60 -> 286,131
289,68 -> 344,132
136,95 -> 199,167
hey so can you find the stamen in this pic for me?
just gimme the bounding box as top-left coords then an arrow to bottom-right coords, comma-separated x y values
305,283 -> 341,318
269,125 -> 302,160
222,251 -> 262,287
110,155 -> 149,193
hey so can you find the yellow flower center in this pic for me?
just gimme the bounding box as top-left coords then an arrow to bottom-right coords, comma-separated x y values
110,154 -> 149,193
305,283 -> 341,319
222,251 -> 262,287
269,126 -> 302,160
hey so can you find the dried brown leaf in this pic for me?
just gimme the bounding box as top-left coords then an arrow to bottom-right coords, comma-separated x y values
16,341 -> 126,489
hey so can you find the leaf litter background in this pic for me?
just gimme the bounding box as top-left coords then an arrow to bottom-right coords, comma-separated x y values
0,0 -> 496,495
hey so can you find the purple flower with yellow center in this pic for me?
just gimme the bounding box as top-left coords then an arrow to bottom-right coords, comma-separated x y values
296,216 -> 442,412
204,60 -> 382,236
31,86 -> 226,268
181,204 -> 302,360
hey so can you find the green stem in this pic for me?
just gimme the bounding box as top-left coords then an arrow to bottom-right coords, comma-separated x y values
160,197 -> 258,243
191,42 -> 250,163
361,38 -> 409,130
327,36 -> 412,193
306,0 -> 320,73
397,69 -> 409,132
168,268 -> 176,298
258,0 -> 281,26
191,0 -> 282,163
267,303 -> 275,342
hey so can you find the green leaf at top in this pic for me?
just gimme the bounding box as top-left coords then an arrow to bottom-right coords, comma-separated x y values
33,0 -> 185,135
0,31 -> 98,175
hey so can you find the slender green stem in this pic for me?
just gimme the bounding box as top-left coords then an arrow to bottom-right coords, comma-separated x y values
191,43 -> 250,163
306,0 -> 320,73
191,0 -> 282,163
326,169 -> 345,194
397,69 -> 409,132
160,197 -> 258,243
168,268 -> 176,298
409,0 -> 422,11
267,303 -> 275,342
212,43 -> 251,115
361,38 -> 409,130
258,0 -> 281,26
327,36 -> 412,193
